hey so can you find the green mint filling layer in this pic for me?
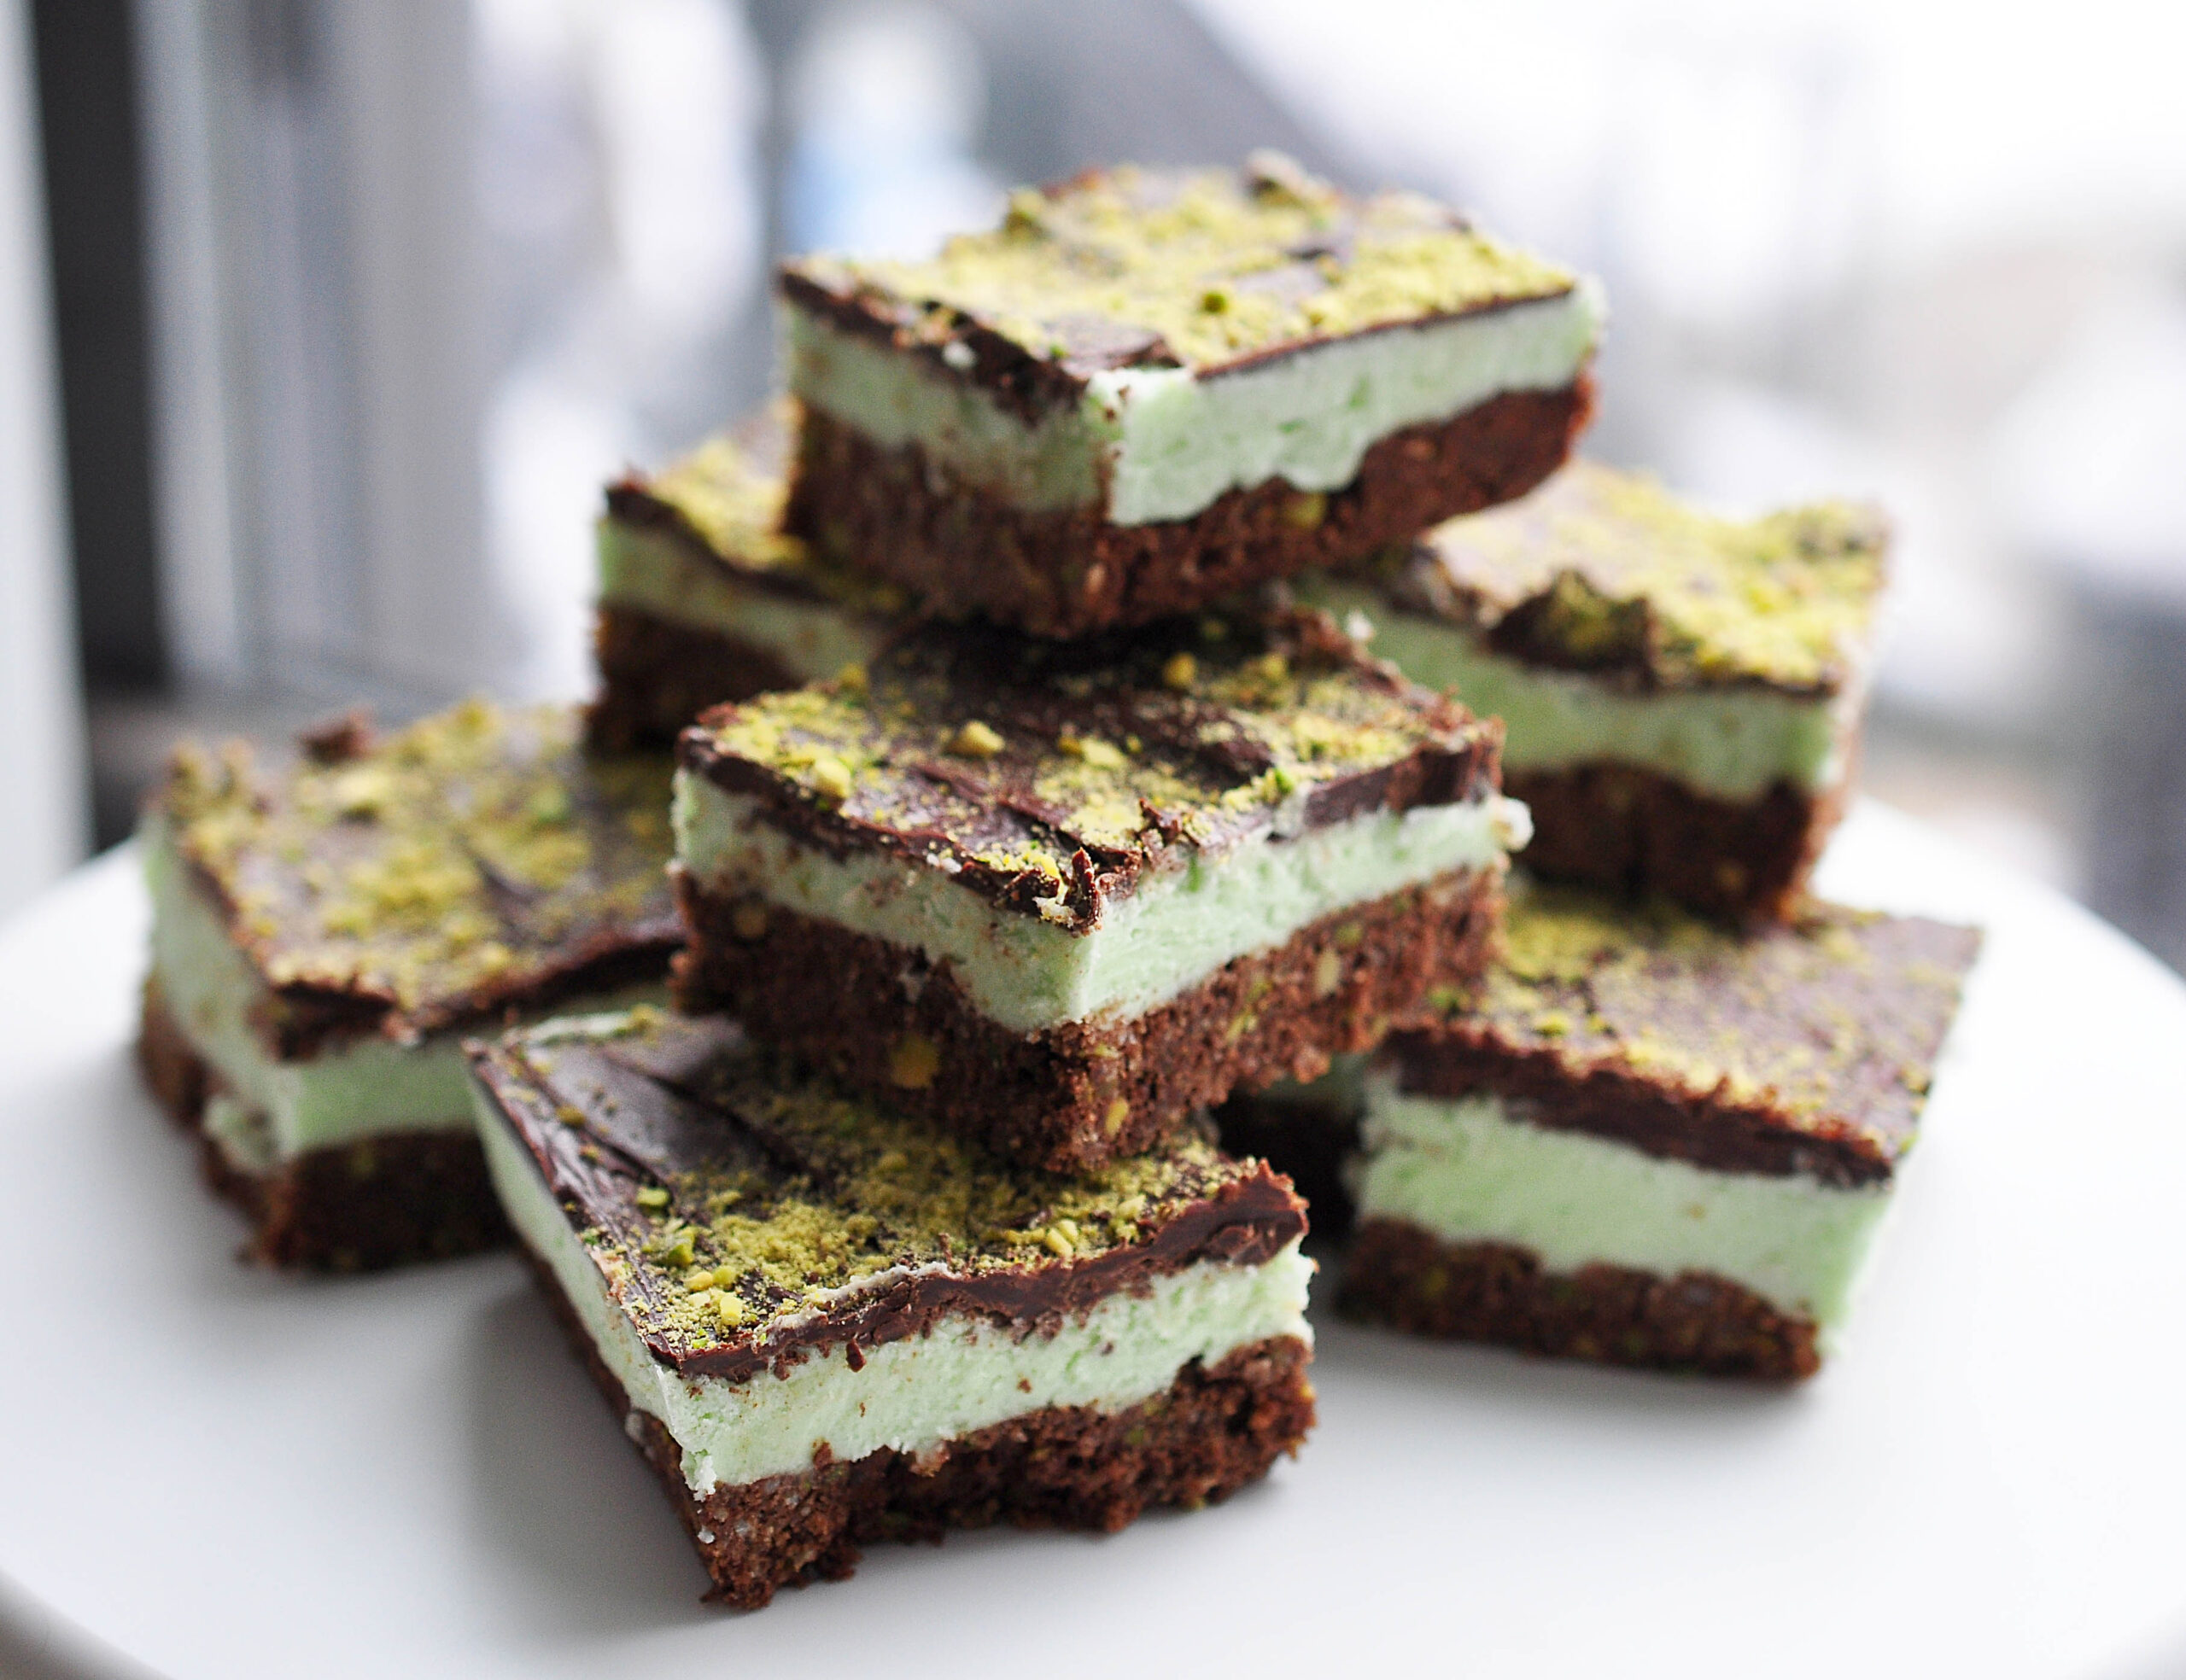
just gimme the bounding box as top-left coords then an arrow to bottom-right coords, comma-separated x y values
143,825 -> 659,1164
1300,578 -> 1850,800
1353,1081 -> 1893,1339
475,1076 -> 1313,1492
674,774 -> 1522,1035
594,518 -> 888,682
786,283 -> 1601,528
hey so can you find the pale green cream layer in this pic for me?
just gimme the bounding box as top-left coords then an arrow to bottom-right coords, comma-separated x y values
476,1074 -> 1313,1492
594,518 -> 888,683
1353,1080 -> 1893,1338
143,824 -> 659,1164
674,775 -> 1525,1035
1300,578 -> 1852,800
785,283 -> 1602,528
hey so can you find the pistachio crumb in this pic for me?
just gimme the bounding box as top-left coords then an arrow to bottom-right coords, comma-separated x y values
634,1186 -> 669,1209
888,1034 -> 942,1090
809,756 -> 854,803
1282,491 -> 1328,531
1160,651 -> 1198,691
946,719 -> 1005,758
1057,731 -> 1127,770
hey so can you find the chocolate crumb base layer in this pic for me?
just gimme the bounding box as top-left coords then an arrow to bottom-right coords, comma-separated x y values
786,379 -> 1595,639
673,865 -> 1504,1173
137,980 -> 508,1271
1504,762 -> 1849,928
587,604 -> 804,750
520,1244 -> 1314,1610
1340,1217 -> 1820,1381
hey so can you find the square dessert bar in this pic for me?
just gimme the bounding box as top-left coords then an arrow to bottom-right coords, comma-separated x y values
1299,461 -> 1888,925
467,1009 -> 1315,1610
780,154 -> 1602,637
1341,878 -> 1979,1379
590,400 -> 902,749
137,702 -> 681,1269
672,609 -> 1528,1172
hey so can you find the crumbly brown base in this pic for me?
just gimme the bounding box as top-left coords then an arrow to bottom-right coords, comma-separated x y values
136,980 -> 509,1271
521,1244 -> 1314,1610
787,380 -> 1595,638
674,866 -> 1503,1173
1340,1216 -> 1821,1381
586,603 -> 808,750
1505,762 -> 1850,928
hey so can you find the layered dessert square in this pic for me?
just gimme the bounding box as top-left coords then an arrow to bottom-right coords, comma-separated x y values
137,703 -> 681,1269
780,153 -> 1602,637
1342,878 -> 1979,1379
673,609 -> 1528,1171
467,1008 -> 1315,1609
1297,462 -> 1888,925
590,401 -> 901,748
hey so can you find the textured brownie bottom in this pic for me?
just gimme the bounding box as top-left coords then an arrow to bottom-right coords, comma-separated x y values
1505,763 -> 1850,928
788,380 -> 1595,638
522,1245 -> 1314,1609
587,603 -> 806,750
675,866 -> 1502,1173
136,980 -> 509,1271
1340,1217 -> 1821,1381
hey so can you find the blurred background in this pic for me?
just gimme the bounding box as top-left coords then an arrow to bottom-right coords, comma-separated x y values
6,0 -> 2186,971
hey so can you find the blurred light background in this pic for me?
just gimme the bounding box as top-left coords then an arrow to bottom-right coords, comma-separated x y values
7,0 -> 2186,971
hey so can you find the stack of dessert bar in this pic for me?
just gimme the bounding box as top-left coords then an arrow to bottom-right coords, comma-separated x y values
137,155 -> 1979,1609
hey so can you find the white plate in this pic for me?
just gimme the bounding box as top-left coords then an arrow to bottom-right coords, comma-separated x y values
2,804 -> 2183,1680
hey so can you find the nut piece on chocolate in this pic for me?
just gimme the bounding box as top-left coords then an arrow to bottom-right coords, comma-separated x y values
1300,463 -> 1891,925
673,608 -> 1526,1171
1343,877 -> 1981,1379
468,1008 -> 1316,1609
591,400 -> 905,748
779,156 -> 1603,635
137,701 -> 681,1270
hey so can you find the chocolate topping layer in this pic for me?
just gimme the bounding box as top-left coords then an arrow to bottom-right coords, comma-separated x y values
1395,878 -> 1980,1186
1384,459 -> 1889,694
153,701 -> 681,1054
779,156 -> 1578,417
680,608 -> 1500,932
469,1011 -> 1307,1384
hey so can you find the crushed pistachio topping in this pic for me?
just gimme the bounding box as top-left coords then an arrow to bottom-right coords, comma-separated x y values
797,159 -> 1575,374
689,612 -> 1484,927
158,701 -> 675,1019
519,1015 -> 1268,1356
1436,877 -> 1975,1140
1409,460 -> 1889,691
